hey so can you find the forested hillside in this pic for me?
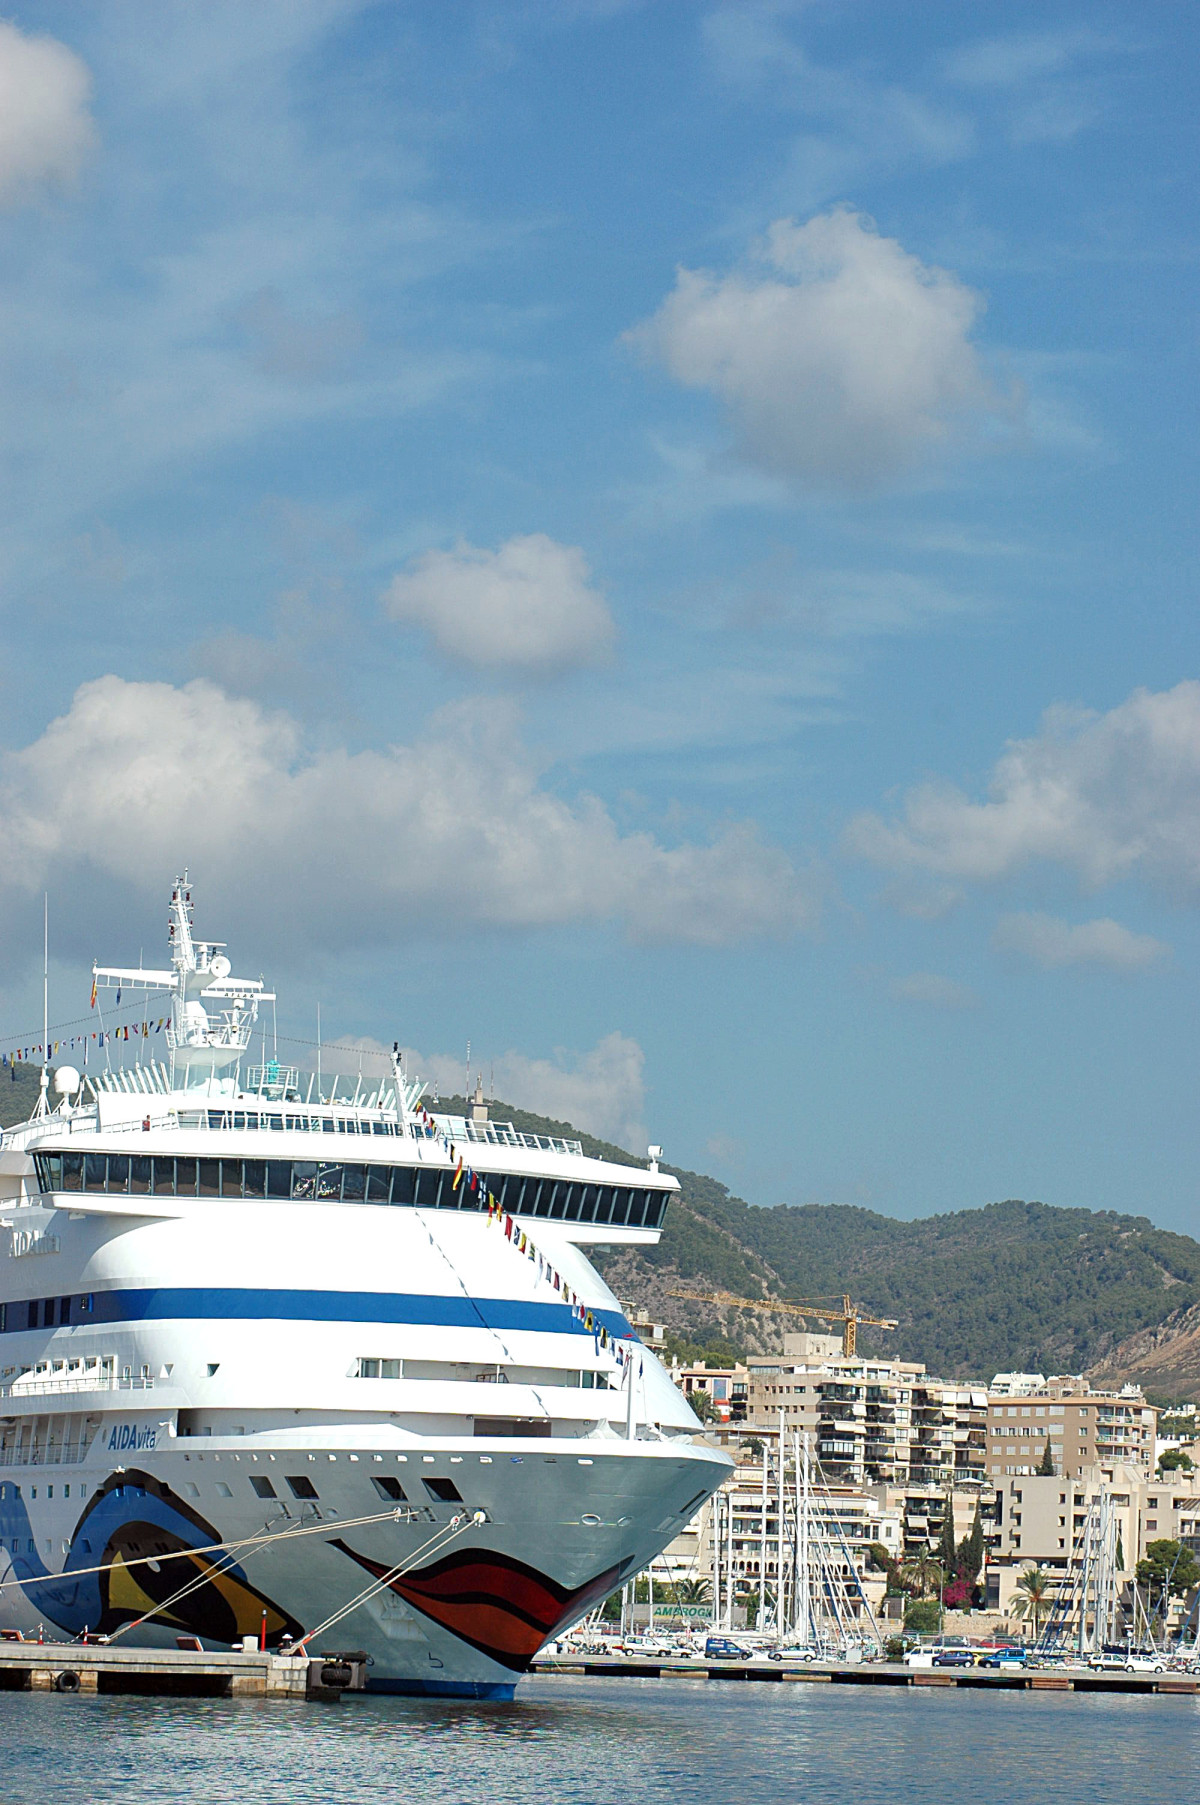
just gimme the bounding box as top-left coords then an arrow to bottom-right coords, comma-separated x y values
440,1094 -> 1200,1386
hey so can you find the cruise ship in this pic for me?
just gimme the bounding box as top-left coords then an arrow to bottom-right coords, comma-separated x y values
0,879 -> 729,1696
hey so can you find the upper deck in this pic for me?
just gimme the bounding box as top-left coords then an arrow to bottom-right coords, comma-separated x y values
0,874 -> 678,1237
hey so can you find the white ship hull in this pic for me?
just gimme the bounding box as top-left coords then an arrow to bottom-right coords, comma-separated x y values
0,1427 -> 723,1697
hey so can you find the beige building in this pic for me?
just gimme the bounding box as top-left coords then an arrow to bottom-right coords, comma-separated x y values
986,1379 -> 1156,1481
735,1335 -> 988,1491
985,1463 -> 1200,1631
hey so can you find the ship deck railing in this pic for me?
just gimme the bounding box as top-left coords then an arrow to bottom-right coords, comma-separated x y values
4,1103 -> 582,1159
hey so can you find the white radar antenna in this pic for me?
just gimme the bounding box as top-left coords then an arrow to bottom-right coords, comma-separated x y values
90,871 -> 276,1099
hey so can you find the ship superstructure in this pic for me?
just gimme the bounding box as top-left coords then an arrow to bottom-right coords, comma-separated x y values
0,879 -> 728,1696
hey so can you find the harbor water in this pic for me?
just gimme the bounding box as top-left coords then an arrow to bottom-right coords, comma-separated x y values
0,1674 -> 1185,1804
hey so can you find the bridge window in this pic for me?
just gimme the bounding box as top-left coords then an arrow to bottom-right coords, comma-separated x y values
31,1150 -> 669,1231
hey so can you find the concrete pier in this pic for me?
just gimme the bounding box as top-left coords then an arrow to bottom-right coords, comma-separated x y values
0,1640 -> 366,1700
530,1654 -> 1200,1696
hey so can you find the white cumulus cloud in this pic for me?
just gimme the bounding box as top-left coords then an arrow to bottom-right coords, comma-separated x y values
412,1031 -> 647,1151
992,913 -> 1169,973
384,534 -> 615,673
0,676 -> 814,949
0,20 -> 95,207
846,681 -> 1200,898
628,207 -> 1010,491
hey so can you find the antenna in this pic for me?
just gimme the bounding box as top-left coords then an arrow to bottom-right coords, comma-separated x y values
317,1002 -> 322,1102
465,1039 -> 470,1101
34,894 -> 49,1118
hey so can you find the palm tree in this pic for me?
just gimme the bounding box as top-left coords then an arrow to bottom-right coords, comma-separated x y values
899,1551 -> 944,1598
1010,1565 -> 1053,1638
671,1577 -> 712,1606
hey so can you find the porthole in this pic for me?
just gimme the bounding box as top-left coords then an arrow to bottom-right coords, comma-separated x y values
581,1514 -> 602,1527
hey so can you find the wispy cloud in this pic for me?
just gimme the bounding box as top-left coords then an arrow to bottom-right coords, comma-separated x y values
411,1031 -> 647,1150
993,912 -> 1169,973
887,971 -> 980,1010
846,681 -> 1200,900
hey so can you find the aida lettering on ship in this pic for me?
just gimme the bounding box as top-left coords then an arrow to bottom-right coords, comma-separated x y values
0,876 -> 728,1697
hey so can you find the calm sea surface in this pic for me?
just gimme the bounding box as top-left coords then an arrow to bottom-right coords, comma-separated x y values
0,1675 -> 1186,1804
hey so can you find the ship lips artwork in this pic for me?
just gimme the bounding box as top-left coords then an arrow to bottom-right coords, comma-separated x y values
330,1541 -> 623,1670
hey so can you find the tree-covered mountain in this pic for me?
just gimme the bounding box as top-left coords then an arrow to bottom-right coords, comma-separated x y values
440,1093 -> 1200,1388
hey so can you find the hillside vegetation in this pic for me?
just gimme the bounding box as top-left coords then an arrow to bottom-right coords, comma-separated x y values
441,1093 -> 1200,1384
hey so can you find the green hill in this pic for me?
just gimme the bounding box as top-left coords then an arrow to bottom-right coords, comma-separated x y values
0,1062 -> 51,1127
440,1094 -> 1200,1385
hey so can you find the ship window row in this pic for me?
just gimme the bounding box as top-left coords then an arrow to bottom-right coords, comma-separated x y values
0,1296 -> 95,1333
32,1152 -> 668,1229
175,1109 -> 405,1137
355,1357 -> 614,1388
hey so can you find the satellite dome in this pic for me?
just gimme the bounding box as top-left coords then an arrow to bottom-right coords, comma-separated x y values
54,1065 -> 81,1097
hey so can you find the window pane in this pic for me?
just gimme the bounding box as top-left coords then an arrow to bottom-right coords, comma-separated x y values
314,1164 -> 344,1201
266,1161 -> 291,1198
249,1475 -> 276,1499
220,1161 -> 242,1198
291,1162 -> 318,1200
107,1156 -> 131,1193
175,1159 -> 197,1196
129,1157 -> 151,1195
372,1475 -> 406,1501
285,1475 -> 318,1500
609,1188 -> 630,1227
242,1160 -> 266,1198
152,1158 -> 175,1195
341,1165 -> 366,1201
84,1154 -> 107,1193
389,1168 -> 415,1206
197,1160 -> 220,1198
61,1153 -> 82,1192
365,1167 -> 390,1202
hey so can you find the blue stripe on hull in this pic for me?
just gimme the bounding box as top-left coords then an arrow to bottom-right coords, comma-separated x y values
71,1288 -> 633,1341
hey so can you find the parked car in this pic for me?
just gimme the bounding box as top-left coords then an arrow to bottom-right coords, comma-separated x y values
932,1648 -> 975,1667
1086,1653 -> 1130,1672
704,1637 -> 748,1660
979,1648 -> 1028,1669
1124,1653 -> 1166,1673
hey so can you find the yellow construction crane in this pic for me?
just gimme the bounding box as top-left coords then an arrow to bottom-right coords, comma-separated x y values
663,1288 -> 898,1358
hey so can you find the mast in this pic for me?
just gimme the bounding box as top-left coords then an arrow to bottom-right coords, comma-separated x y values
758,1439 -> 768,1633
776,1408 -> 786,1646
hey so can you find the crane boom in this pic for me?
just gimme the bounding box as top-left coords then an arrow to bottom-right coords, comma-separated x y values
663,1287 -> 898,1358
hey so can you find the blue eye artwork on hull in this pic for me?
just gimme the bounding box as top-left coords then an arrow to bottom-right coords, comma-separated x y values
0,1470 -> 303,1645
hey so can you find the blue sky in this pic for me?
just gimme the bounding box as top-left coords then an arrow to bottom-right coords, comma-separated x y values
0,2 -> 1198,1230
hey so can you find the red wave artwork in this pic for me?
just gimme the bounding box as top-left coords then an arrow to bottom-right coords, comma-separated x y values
329,1541 -> 623,1670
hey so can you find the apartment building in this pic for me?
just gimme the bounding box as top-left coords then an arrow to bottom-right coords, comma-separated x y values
986,1379 -> 1156,1481
986,1463 -> 1200,1628
735,1336 -> 988,1491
